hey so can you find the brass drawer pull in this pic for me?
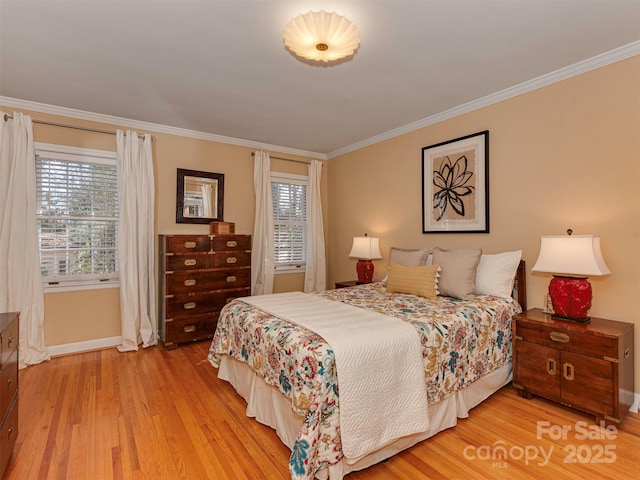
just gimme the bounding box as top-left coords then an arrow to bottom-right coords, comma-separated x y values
7,427 -> 13,440
563,362 -> 574,381
184,259 -> 197,266
183,325 -> 196,333
546,358 -> 556,375
7,336 -> 14,348
184,302 -> 196,310
625,347 -> 631,359
184,241 -> 197,249
227,240 -> 238,248
7,378 -> 13,388
226,257 -> 238,264
550,332 -> 569,343
184,279 -> 197,287
226,276 -> 237,283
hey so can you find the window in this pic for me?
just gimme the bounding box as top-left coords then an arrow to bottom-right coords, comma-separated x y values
271,172 -> 308,273
35,143 -> 119,291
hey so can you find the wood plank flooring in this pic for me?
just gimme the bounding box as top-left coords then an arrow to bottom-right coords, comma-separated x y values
5,341 -> 639,479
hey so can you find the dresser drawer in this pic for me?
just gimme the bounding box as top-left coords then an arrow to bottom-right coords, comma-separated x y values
211,235 -> 251,252
0,349 -> 17,418
165,235 -> 211,253
516,321 -> 618,358
166,288 -> 249,318
0,317 -> 18,367
165,252 -> 211,271
0,394 -> 17,475
165,314 -> 218,345
211,251 -> 251,268
165,268 -> 251,294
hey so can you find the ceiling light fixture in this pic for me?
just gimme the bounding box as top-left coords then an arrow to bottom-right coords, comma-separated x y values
283,10 -> 360,63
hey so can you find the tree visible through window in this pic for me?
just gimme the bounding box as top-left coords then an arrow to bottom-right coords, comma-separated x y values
271,173 -> 308,272
35,144 -> 119,287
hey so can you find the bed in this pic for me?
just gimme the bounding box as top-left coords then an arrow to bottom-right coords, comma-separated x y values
208,250 -> 526,480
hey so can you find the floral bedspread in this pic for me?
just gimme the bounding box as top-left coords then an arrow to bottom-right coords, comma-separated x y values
207,283 -> 521,480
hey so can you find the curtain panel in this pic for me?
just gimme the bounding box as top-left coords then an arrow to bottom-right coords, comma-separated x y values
251,151 -> 275,295
304,159 -> 326,292
0,111 -> 50,368
116,130 -> 157,351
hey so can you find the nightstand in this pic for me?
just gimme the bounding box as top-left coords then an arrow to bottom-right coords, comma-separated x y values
335,280 -> 362,289
513,308 -> 634,424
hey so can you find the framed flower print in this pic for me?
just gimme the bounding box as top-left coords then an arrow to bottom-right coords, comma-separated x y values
422,131 -> 489,233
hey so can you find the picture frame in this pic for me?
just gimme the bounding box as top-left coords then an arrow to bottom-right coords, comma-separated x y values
422,130 -> 489,233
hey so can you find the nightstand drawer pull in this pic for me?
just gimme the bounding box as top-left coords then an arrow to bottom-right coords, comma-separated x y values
184,279 -> 197,287
546,358 -> 557,375
226,240 -> 238,248
184,259 -> 197,266
183,325 -> 196,333
625,347 -> 631,359
563,362 -> 574,381
183,302 -> 196,310
184,241 -> 197,249
226,275 -> 237,283
550,332 -> 570,343
226,257 -> 238,264
226,297 -> 235,304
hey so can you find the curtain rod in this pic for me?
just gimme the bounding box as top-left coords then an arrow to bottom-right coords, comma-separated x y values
251,151 -> 322,165
3,114 -> 152,140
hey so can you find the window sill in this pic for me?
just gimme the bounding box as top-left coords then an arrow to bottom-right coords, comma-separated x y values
44,280 -> 120,294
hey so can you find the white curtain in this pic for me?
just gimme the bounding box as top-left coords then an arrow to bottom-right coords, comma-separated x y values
0,111 -> 50,368
201,183 -> 213,217
251,151 -> 274,295
116,130 -> 157,351
304,159 -> 327,292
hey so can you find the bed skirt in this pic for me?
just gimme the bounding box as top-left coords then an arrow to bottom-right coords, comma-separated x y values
217,355 -> 512,479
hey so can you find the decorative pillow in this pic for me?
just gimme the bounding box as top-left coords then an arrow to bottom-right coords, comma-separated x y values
386,263 -> 440,298
381,247 -> 431,284
475,250 -> 522,298
432,247 -> 482,300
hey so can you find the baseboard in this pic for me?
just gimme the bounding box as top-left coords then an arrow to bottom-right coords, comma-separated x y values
47,336 -> 122,357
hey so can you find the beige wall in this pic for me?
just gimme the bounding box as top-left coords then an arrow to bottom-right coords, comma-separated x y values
0,107 -> 326,346
3,56 -> 638,389
327,57 -> 640,388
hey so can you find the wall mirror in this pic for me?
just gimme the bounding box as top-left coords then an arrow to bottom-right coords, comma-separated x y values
176,168 -> 224,224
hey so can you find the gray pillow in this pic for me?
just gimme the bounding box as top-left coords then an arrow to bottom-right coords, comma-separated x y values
432,247 -> 482,300
381,247 -> 430,284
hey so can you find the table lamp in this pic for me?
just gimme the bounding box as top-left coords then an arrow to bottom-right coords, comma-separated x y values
531,229 -> 610,323
348,234 -> 382,283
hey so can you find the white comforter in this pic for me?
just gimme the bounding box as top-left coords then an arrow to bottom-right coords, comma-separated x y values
242,291 -> 429,462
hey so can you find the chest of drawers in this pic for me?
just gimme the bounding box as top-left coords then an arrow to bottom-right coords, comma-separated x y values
159,234 -> 251,349
0,312 -> 18,476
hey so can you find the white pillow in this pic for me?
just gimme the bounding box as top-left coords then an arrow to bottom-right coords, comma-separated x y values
475,250 -> 522,298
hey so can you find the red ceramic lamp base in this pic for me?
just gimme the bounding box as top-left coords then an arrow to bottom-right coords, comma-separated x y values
356,259 -> 374,283
548,275 -> 592,323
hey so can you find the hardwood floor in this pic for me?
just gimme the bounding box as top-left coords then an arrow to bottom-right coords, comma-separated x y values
5,341 -> 639,479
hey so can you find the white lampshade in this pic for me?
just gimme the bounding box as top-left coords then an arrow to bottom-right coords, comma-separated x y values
283,10 -> 360,63
531,235 -> 611,276
348,236 -> 382,260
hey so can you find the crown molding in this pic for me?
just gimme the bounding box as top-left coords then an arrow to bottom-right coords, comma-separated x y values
0,96 -> 327,161
327,41 -> 640,159
2,41 -> 637,161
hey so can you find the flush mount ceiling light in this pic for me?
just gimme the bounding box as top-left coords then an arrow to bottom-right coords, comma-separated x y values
283,10 -> 360,63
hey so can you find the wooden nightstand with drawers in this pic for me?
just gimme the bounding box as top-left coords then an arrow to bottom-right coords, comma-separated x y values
513,308 -> 634,424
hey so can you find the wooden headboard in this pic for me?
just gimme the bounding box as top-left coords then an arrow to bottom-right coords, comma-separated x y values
514,260 -> 527,311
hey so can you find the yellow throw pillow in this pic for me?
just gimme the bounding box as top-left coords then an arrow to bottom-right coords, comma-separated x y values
386,263 -> 440,298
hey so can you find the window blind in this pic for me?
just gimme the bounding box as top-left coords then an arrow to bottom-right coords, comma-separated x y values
272,179 -> 307,267
36,150 -> 119,284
